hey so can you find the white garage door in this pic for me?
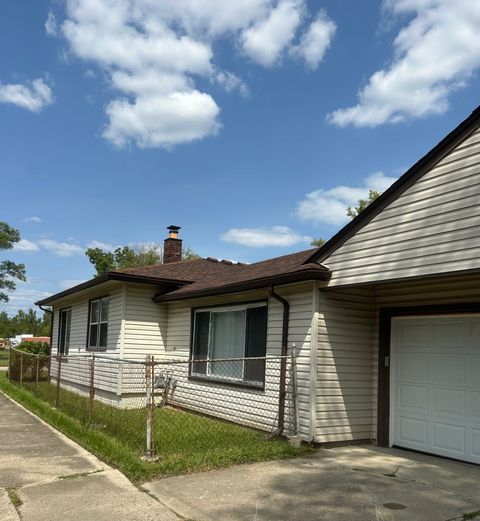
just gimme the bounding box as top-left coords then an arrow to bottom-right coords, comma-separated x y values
392,315 -> 480,464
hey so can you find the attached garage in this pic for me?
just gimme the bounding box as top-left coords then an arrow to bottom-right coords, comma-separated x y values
391,315 -> 480,464
310,105 -> 480,464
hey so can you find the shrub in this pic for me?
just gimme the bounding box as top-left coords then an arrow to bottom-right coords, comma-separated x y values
16,341 -> 49,356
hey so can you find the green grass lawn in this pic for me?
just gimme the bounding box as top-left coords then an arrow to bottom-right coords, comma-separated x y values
0,351 -> 9,367
0,373 -> 310,482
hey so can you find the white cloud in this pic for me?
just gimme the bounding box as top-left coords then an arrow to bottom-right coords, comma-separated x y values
86,240 -> 116,251
221,226 -> 312,247
103,90 -> 221,149
2,288 -> 52,314
291,10 -> 336,69
23,216 -> 42,224
59,279 -> 87,290
45,12 -> 58,36
37,239 -> 84,257
55,0 -> 334,148
296,172 -> 397,226
13,239 -> 40,253
0,79 -> 53,112
241,0 -> 304,67
328,0 -> 480,127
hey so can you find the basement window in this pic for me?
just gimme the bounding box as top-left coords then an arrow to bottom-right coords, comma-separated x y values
190,302 -> 267,386
87,296 -> 109,350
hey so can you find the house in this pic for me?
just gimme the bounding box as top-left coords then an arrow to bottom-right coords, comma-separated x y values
37,105 -> 480,465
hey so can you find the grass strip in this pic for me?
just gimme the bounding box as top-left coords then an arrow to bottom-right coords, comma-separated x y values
0,373 -> 309,483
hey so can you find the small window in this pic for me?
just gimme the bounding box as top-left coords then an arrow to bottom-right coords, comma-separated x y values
191,302 -> 267,385
58,308 -> 71,356
88,297 -> 109,350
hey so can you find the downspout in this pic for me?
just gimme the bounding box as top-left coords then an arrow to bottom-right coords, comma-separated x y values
268,285 -> 289,436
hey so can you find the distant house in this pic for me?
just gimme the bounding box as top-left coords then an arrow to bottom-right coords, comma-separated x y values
38,106 -> 480,465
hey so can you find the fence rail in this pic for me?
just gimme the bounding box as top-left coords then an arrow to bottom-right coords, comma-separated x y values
8,348 -> 299,460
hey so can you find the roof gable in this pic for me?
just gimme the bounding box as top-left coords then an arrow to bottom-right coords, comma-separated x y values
305,105 -> 480,266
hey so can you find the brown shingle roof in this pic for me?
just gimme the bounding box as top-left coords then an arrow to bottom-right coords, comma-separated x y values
36,248 -> 330,306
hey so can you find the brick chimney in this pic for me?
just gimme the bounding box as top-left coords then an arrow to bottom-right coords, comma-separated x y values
163,225 -> 182,264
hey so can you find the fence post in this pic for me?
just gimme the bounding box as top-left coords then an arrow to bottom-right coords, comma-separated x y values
88,354 -> 95,421
144,355 -> 156,461
55,354 -> 62,408
34,355 -> 40,395
19,351 -> 23,387
7,347 -> 12,382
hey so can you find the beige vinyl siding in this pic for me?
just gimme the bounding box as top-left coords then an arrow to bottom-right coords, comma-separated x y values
323,125 -> 480,286
316,286 -> 375,443
371,273 -> 480,439
50,284 -> 123,394
165,284 -> 314,437
122,284 -> 167,361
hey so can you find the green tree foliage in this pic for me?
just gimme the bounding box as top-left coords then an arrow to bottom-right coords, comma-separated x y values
0,222 -> 26,302
310,238 -> 326,247
0,309 -> 51,338
85,244 -> 200,276
311,190 -> 382,248
346,189 -> 381,219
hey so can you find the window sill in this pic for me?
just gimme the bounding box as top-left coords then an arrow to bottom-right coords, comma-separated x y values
85,347 -> 108,353
188,374 -> 265,391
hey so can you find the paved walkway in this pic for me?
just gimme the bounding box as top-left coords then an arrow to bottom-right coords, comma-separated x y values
145,445 -> 480,521
0,393 -> 178,521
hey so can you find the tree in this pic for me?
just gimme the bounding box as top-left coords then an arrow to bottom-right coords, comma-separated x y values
0,309 -> 51,338
346,189 -> 381,219
85,243 -> 200,276
0,222 -> 26,302
310,190 -> 382,248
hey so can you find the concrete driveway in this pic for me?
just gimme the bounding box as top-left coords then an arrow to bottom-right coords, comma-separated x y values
145,445 -> 480,521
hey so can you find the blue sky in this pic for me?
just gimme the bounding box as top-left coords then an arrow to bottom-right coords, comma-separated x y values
2,0 -> 480,314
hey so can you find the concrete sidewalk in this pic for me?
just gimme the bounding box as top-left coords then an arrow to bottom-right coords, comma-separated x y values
0,393 -> 179,521
145,445 -> 480,521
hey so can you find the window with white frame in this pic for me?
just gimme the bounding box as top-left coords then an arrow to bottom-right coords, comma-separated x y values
191,302 -> 268,385
58,308 -> 71,355
87,296 -> 109,350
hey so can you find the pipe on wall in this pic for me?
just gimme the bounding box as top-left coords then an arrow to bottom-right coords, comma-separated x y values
268,285 -> 289,436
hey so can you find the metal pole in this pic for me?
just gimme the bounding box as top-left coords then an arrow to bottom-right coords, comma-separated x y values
35,355 -> 40,394
7,347 -> 12,382
19,351 -> 23,386
55,355 -> 62,408
145,355 -> 152,460
88,354 -> 95,421
150,355 -> 156,459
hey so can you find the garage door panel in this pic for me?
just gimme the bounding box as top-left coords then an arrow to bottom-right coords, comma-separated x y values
472,428 -> 480,458
399,384 -> 428,411
430,388 -> 466,416
398,323 -> 429,347
468,358 -> 480,386
470,391 -> 480,418
471,323 -> 480,345
431,422 -> 466,456
432,322 -> 467,349
392,316 -> 480,464
398,353 -> 428,381
430,355 -> 466,386
398,417 -> 428,447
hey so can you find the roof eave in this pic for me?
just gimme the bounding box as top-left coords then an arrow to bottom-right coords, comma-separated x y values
35,272 -> 190,306
152,268 -> 331,303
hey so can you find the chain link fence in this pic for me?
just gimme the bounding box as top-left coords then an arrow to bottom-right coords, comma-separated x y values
8,348 -> 300,465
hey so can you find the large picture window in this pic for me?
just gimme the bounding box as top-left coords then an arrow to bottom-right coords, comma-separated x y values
87,296 -> 109,350
191,302 -> 268,385
58,308 -> 71,356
